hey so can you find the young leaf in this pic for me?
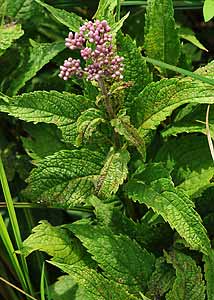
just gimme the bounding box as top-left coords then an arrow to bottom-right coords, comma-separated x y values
126,163 -> 211,255
137,61 -> 214,138
144,0 -> 180,66
0,24 -> 24,57
165,251 -> 205,300
111,114 -> 146,159
7,40 -> 65,95
21,220 -> 84,265
35,0 -> 84,32
178,26 -> 208,52
23,149 -> 104,208
0,91 -> 90,144
69,222 -> 155,292
76,108 -> 105,146
93,0 -> 117,25
155,135 -> 214,197
95,148 -> 130,198
203,250 -> 214,300
49,261 -> 140,300
146,257 -> 175,299
203,0 -> 214,22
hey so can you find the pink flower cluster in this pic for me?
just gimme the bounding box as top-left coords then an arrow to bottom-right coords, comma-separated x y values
59,20 -> 124,82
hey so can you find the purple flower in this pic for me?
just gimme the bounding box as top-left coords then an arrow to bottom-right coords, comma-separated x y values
59,20 -> 124,82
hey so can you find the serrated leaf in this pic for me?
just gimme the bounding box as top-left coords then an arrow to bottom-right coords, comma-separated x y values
203,250 -> 214,300
95,148 -> 130,198
0,24 -> 24,56
203,0 -> 214,22
165,251 -> 205,300
4,0 -> 41,20
49,261 -> 141,300
0,91 -> 90,144
117,33 -> 152,115
76,108 -> 105,146
126,163 -> 211,254
111,114 -> 146,159
21,123 -> 67,161
23,149 -> 104,208
69,222 -> 155,293
146,257 -> 175,299
178,26 -> 208,52
35,0 -> 84,32
155,135 -> 214,197
21,220 -> 83,264
137,61 -> 214,137
7,40 -> 65,95
144,0 -> 180,66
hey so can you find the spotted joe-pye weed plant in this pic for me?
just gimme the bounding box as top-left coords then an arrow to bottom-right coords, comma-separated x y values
1,0 -> 214,299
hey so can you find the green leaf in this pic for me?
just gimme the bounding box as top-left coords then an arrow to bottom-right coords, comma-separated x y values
7,40 -> 65,95
165,251 -> 205,300
21,220 -> 84,264
69,222 -> 155,293
95,148 -> 130,198
155,135 -> 214,197
144,0 -> 180,66
35,0 -> 84,32
178,26 -> 208,52
203,250 -> 214,300
0,24 -> 24,56
76,108 -> 105,146
21,123 -> 67,161
0,91 -> 90,144
50,275 -> 86,300
93,0 -> 117,25
49,261 -> 140,300
117,33 -> 152,115
111,113 -> 146,159
126,163 -> 211,254
4,0 -> 41,20
146,257 -> 175,299
137,61 -> 214,138
23,149 -> 104,208
203,0 -> 214,22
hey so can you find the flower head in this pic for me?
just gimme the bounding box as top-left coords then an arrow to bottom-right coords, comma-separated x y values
59,20 -> 124,82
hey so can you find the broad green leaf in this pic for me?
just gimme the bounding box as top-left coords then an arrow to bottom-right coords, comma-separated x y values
21,123 -> 67,161
21,220 -> 84,264
203,0 -> 214,22
146,257 -> 175,299
111,113 -> 146,159
49,261 -> 141,300
155,135 -> 214,197
4,0 -> 41,20
69,222 -> 155,293
178,26 -> 208,51
165,251 -> 205,300
8,40 -> 65,95
144,0 -> 180,66
50,275 -> 87,300
35,0 -> 84,32
117,33 -> 152,116
203,250 -> 214,300
95,148 -> 130,198
137,61 -> 214,137
162,104 -> 214,138
0,91 -> 90,144
76,108 -> 105,146
0,24 -> 24,56
126,163 -> 211,254
23,149 -> 104,208
93,0 -> 117,25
